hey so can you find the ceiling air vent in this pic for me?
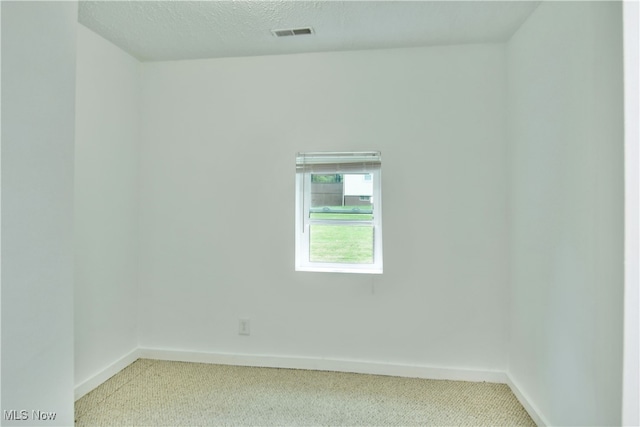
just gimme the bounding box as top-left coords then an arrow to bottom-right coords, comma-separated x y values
272,27 -> 314,37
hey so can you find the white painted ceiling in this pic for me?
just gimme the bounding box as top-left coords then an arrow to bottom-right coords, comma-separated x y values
78,1 -> 540,62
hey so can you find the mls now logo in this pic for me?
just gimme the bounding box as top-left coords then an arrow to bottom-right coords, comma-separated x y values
3,410 -> 28,421
4,409 -> 57,421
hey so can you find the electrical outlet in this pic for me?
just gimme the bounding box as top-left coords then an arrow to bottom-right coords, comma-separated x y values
239,319 -> 250,336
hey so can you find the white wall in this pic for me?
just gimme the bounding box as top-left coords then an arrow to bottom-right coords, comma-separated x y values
507,2 -> 624,425
623,2 -> 640,424
74,24 -> 140,392
1,2 -> 77,425
138,45 -> 510,372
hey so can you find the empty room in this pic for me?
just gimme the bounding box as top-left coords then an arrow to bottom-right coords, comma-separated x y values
1,1 -> 639,426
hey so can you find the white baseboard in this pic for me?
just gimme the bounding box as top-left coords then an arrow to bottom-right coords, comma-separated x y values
74,348 -> 141,401
506,373 -> 550,427
137,347 -> 508,384
75,346 -> 548,427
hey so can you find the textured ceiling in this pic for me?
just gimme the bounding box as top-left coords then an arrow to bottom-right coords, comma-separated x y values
78,1 -> 540,62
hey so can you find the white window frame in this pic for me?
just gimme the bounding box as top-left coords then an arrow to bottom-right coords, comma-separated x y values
295,151 -> 383,274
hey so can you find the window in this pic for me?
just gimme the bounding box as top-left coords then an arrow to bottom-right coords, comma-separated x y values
295,152 -> 383,274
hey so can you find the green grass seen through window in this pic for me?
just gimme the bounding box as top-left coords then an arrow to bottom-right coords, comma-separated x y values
310,205 -> 373,221
309,224 -> 373,264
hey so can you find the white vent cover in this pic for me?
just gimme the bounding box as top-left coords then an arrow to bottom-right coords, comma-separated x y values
271,27 -> 314,37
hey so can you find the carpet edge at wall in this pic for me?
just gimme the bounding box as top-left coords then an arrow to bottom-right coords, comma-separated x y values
75,347 -> 545,426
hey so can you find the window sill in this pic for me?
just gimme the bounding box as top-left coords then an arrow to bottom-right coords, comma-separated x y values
295,265 -> 383,275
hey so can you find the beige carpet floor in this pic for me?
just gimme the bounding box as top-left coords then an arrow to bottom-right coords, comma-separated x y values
75,359 -> 535,426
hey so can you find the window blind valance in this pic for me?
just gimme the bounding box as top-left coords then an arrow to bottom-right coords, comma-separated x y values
296,151 -> 381,174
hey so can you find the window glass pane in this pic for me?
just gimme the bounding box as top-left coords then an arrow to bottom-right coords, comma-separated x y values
309,224 -> 374,264
310,173 -> 373,220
